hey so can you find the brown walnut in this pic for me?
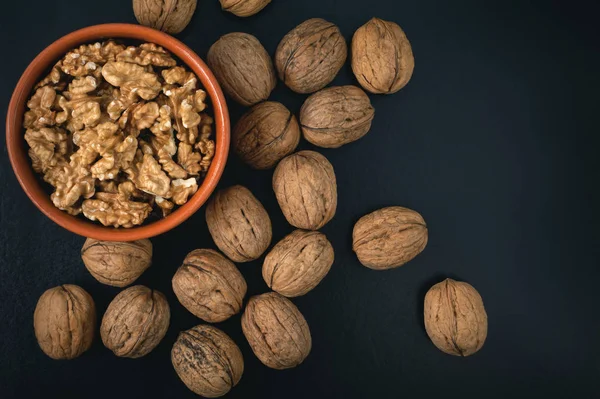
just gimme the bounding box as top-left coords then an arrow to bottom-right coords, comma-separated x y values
351,18 -> 415,94
424,279 -> 488,356
352,206 -> 427,270
263,230 -> 334,297
232,101 -> 300,170
81,238 -> 152,287
220,0 -> 271,17
172,325 -> 244,398
275,18 -> 347,94
33,285 -> 96,360
172,249 -> 247,322
100,285 -> 170,358
300,85 -> 375,148
133,0 -> 197,34
207,33 -> 276,106
272,151 -> 337,230
206,185 -> 272,262
242,292 -> 311,369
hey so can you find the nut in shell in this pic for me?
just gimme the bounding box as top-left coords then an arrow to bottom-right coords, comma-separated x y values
233,101 -> 300,169
206,185 -> 272,262
263,230 -> 334,297
133,0 -> 197,34
172,325 -> 244,398
207,32 -> 276,106
172,249 -> 247,322
424,279 -> 488,356
275,18 -> 347,94
81,238 -> 152,287
273,151 -> 337,230
33,285 -> 96,360
351,18 -> 415,94
300,85 -> 375,148
100,285 -> 170,358
241,292 -> 311,369
220,0 -> 271,17
352,206 -> 427,270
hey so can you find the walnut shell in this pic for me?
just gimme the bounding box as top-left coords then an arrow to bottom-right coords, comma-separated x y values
172,325 -> 244,397
424,279 -> 488,356
353,206 -> 427,270
273,151 -> 337,230
275,18 -> 347,94
233,101 -> 300,169
133,0 -> 197,35
81,238 -> 152,287
241,292 -> 311,369
207,33 -> 276,106
300,85 -> 375,148
351,18 -> 414,94
220,0 -> 271,17
33,285 -> 96,360
172,249 -> 247,322
206,185 -> 272,262
263,230 -> 334,297
100,285 -> 170,358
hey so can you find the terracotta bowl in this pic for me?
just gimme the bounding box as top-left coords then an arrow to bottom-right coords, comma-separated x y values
6,24 -> 229,241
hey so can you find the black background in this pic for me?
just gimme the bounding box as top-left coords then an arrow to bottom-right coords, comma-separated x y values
1,0 -> 599,398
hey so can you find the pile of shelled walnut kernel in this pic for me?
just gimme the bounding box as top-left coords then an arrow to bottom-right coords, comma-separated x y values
23,41 -> 215,227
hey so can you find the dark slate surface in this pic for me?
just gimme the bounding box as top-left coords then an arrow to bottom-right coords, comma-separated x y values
1,0 -> 598,398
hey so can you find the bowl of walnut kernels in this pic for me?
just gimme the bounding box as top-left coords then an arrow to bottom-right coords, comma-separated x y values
6,24 -> 230,241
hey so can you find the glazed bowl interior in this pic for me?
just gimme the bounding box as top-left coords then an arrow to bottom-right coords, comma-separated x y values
6,24 -> 229,241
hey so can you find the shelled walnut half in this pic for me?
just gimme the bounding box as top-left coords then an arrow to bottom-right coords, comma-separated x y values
23,40 -> 216,227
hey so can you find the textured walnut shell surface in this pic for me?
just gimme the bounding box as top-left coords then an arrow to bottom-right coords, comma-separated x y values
100,285 -> 170,358
33,285 -> 96,360
351,18 -> 414,94
300,85 -> 375,148
275,18 -> 347,94
219,0 -> 271,17
81,238 -> 152,287
233,101 -> 300,170
424,279 -> 488,356
206,185 -> 272,262
273,151 -> 337,230
172,249 -> 247,323
172,325 -> 244,398
263,230 -> 334,297
352,206 -> 427,270
133,0 -> 197,34
207,33 -> 276,106
241,292 -> 311,369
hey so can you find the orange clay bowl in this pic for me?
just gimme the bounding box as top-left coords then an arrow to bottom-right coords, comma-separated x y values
6,24 -> 230,241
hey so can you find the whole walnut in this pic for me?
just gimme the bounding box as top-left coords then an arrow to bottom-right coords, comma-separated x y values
172,249 -> 247,322
300,85 -> 375,148
81,238 -> 152,287
206,185 -> 272,262
207,33 -> 276,106
33,285 -> 96,360
100,285 -> 170,358
275,18 -> 347,94
241,292 -> 311,369
172,325 -> 244,397
424,279 -> 488,356
352,206 -> 427,270
263,230 -> 334,297
233,101 -> 300,169
273,151 -> 337,230
132,0 -> 197,34
351,18 -> 415,94
220,0 -> 271,17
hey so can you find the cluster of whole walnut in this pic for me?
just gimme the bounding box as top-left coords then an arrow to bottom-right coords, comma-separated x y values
24,40 -> 215,226
33,1 -> 488,397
